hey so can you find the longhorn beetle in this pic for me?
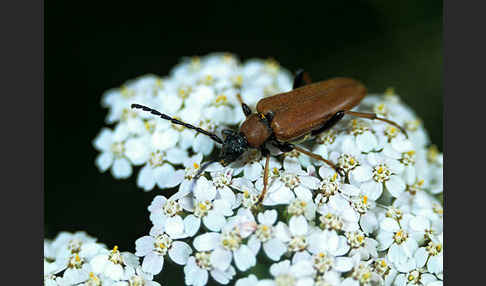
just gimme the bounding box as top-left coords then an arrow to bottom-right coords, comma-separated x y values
131,70 -> 407,205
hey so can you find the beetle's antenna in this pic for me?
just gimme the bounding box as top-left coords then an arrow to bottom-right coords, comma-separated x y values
131,104 -> 223,144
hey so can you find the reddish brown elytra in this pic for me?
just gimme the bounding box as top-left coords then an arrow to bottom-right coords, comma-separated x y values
131,70 -> 407,205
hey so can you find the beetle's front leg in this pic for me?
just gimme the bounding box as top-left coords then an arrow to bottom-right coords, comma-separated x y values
256,146 -> 271,206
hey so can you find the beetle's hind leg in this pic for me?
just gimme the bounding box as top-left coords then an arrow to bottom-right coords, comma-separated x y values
293,69 -> 313,89
272,141 -> 344,176
343,110 -> 408,138
291,145 -> 345,176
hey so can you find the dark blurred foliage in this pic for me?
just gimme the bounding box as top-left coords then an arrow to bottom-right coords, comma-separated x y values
45,0 -> 442,284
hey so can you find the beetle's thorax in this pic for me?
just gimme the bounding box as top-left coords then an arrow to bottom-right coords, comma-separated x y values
239,113 -> 273,148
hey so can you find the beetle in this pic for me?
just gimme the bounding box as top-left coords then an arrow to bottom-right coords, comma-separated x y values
131,70 -> 406,205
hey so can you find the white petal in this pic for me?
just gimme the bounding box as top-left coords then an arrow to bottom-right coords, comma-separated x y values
361,181 -> 383,201
193,233 -> 220,251
385,175 -> 405,198
184,215 -> 201,237
112,158 -> 132,179
270,260 -> 291,276
105,263 -> 124,280
142,252 -> 164,275
247,235 -> 261,255
428,254 -> 443,274
334,257 -> 353,272
95,152 -> 113,172
93,128 -> 113,151
218,186 -> 236,207
137,165 -> 156,191
211,267 -> 234,284
414,247 -> 428,268
152,129 -> 178,150
340,184 -> 360,196
409,216 -> 429,232
269,187 -> 295,205
245,163 -> 262,181
294,187 -> 313,201
274,222 -> 291,242
161,168 -> 185,189
125,137 -> 150,165
263,238 -> 287,261
356,131 -> 377,152
258,209 -> 278,225
284,157 -> 302,173
194,177 -> 216,202
203,212 -> 226,232
165,216 -> 185,238
168,241 -> 192,265
193,134 -> 214,155
360,213 -> 377,234
380,218 -> 400,232
234,245 -> 256,271
90,255 -> 108,273
135,236 -> 155,257
289,216 -> 308,236
166,148 -> 188,165
210,248 -> 232,271
299,176 -> 320,189
352,166 -> 373,182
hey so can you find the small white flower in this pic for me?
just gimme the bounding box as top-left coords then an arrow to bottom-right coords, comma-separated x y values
90,245 -> 139,281
93,125 -> 133,179
183,254 -> 236,286
376,214 -> 418,266
193,227 -> 257,272
392,247 -> 440,286
135,231 -> 192,275
341,119 -> 379,153
350,153 -> 405,200
341,256 -> 381,286
115,266 -> 161,286
257,160 -> 320,206
317,195 -> 359,232
294,229 -> 352,276
247,209 -> 287,261
236,274 -> 259,286
274,215 -> 313,257
137,147 -> 187,191
256,259 -> 315,286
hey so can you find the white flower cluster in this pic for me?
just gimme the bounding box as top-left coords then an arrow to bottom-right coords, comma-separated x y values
44,231 -> 160,286
90,53 -> 443,286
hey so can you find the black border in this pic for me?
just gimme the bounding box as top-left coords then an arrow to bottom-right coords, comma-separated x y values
1,0 -> 43,284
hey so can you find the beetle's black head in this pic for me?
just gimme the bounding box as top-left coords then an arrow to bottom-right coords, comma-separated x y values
219,130 -> 249,166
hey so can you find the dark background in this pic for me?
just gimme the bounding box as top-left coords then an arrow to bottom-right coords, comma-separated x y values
45,0 -> 442,284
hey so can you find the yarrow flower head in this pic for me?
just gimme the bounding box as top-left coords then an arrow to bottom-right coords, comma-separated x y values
75,53 -> 445,285
44,232 -> 160,286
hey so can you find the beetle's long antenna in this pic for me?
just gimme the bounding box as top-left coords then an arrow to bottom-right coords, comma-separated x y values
131,104 -> 223,144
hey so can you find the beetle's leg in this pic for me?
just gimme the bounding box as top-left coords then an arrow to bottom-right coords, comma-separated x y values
236,93 -> 252,117
293,69 -> 313,89
342,110 -> 408,138
272,141 -> 294,152
291,145 -> 345,176
311,111 -> 345,136
256,147 -> 271,206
